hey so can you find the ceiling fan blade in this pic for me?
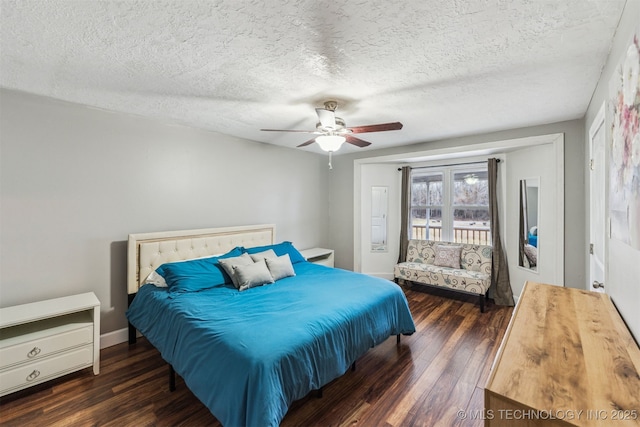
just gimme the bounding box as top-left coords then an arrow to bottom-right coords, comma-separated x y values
345,135 -> 372,148
261,128 -> 318,133
297,138 -> 317,148
347,122 -> 403,134
316,108 -> 337,129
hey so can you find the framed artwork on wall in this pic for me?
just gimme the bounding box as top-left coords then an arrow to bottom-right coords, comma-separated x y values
609,25 -> 640,250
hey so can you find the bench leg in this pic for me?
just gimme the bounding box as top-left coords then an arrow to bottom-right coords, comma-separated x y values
479,294 -> 485,313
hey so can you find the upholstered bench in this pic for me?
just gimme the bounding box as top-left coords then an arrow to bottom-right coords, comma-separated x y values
394,239 -> 493,312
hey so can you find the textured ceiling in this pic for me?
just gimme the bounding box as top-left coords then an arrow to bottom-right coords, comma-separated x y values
0,0 -> 626,154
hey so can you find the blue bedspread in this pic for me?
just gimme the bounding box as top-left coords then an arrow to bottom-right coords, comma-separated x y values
127,262 -> 415,427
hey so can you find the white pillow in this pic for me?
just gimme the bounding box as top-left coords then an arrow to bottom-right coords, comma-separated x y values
266,254 -> 296,281
249,249 -> 277,262
218,253 -> 254,287
234,259 -> 274,291
143,270 -> 167,288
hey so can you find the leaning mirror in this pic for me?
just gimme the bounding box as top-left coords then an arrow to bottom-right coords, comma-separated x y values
519,178 -> 539,270
371,186 -> 388,252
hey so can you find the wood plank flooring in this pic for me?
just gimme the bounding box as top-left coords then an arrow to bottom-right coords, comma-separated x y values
0,286 -> 513,426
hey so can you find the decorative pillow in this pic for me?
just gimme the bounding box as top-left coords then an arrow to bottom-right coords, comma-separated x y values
218,253 -> 254,287
433,245 -> 462,269
157,247 -> 244,292
243,241 -> 306,264
233,259 -> 274,291
266,254 -> 296,281
249,249 -> 277,262
524,244 -> 538,267
144,270 -> 167,288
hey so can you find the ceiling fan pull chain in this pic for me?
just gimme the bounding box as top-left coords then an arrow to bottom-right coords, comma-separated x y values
328,151 -> 333,169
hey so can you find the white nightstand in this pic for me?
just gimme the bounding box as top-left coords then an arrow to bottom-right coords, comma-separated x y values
0,292 -> 100,397
300,248 -> 335,268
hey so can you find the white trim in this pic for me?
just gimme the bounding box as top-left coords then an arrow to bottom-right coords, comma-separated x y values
100,328 -> 129,349
587,102 -> 606,291
368,273 -> 395,280
553,133 -> 565,285
354,161 -> 363,272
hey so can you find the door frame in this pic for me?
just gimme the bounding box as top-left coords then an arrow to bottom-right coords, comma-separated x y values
588,102 -> 606,293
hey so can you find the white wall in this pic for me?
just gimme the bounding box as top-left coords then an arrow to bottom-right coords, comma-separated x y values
357,163 -> 401,278
583,1 -> 639,340
506,141 -> 564,298
0,89 -> 330,335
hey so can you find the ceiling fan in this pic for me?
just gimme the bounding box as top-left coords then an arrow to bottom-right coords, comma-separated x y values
260,100 -> 403,153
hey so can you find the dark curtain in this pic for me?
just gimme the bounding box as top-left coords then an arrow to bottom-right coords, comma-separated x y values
397,166 -> 412,264
518,181 -> 528,268
488,158 -> 515,306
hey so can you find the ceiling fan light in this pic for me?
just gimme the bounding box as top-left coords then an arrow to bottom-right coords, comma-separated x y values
316,135 -> 346,152
464,174 -> 479,185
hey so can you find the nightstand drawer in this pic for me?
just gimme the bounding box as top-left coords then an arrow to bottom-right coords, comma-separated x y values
0,345 -> 93,396
0,323 -> 93,370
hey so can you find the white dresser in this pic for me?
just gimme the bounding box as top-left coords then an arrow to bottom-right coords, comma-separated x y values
0,292 -> 100,397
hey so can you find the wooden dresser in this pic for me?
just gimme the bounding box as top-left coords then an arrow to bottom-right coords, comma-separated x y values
485,281 -> 640,426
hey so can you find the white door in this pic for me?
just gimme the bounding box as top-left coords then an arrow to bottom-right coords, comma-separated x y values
589,104 -> 606,293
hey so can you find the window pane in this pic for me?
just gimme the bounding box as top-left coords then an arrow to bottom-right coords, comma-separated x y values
428,180 -> 443,205
453,208 -> 491,245
411,208 -> 442,241
453,171 -> 488,206
412,173 -> 443,206
427,209 -> 443,241
411,181 -> 426,206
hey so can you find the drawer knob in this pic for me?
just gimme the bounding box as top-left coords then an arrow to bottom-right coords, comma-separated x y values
27,347 -> 41,358
26,370 -> 40,382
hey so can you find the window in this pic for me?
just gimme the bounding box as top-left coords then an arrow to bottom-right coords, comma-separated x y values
410,172 -> 443,241
410,166 -> 491,245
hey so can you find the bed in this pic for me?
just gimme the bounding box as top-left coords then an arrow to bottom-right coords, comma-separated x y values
126,224 -> 415,427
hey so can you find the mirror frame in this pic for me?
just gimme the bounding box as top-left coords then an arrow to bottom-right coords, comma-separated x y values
518,177 -> 540,272
371,185 -> 388,252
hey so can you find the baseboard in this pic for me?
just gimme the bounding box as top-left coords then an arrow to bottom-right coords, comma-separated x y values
100,328 -> 129,349
365,272 -> 395,280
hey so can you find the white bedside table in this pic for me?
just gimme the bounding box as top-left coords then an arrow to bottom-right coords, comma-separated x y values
0,292 -> 100,397
300,248 -> 334,267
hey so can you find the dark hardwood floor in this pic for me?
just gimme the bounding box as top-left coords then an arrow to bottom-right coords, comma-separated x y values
0,287 -> 513,427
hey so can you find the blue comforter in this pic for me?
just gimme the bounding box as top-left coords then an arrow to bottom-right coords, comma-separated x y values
127,262 -> 415,427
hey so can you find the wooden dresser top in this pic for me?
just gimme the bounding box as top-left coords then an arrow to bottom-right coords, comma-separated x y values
485,281 -> 640,426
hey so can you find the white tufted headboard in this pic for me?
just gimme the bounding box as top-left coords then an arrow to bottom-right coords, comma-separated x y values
127,224 -> 276,294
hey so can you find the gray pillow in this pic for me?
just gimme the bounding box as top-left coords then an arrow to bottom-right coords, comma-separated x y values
249,249 -> 277,262
218,253 -> 254,288
524,244 -> 538,267
233,259 -> 274,291
266,254 -> 296,281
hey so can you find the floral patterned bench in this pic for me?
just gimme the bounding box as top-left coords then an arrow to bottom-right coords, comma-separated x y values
394,239 -> 493,312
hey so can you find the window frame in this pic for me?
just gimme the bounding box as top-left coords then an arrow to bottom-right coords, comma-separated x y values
410,164 -> 490,245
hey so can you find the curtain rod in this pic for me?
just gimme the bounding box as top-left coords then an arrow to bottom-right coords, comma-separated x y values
398,159 -> 499,171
